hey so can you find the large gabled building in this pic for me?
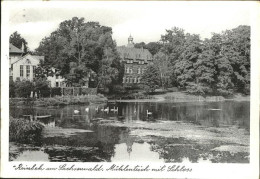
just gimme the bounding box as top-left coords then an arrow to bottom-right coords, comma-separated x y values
117,35 -> 153,86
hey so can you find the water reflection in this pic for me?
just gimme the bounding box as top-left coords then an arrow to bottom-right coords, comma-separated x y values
14,150 -> 49,162
10,101 -> 250,130
9,101 -> 250,162
111,142 -> 164,162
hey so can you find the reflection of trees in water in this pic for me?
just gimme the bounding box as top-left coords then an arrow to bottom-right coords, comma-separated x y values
41,125 -> 131,162
9,143 -> 43,161
44,145 -> 111,162
148,137 -> 249,163
9,101 -> 250,162
10,101 -> 250,130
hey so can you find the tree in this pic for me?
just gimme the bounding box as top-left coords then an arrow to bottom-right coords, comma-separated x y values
33,77 -> 51,97
14,80 -> 34,98
9,31 -> 29,53
134,42 -> 146,49
174,34 -> 202,90
36,17 -> 122,89
161,27 -> 186,64
153,52 -> 172,88
221,25 -> 250,94
145,42 -> 163,56
140,65 -> 160,93
9,80 -> 16,98
134,42 -> 162,55
193,44 -> 216,95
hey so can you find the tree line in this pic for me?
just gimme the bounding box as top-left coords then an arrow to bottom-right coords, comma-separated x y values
10,17 -> 250,96
141,26 -> 250,96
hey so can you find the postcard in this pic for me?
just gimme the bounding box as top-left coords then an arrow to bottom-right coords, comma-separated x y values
1,1 -> 259,178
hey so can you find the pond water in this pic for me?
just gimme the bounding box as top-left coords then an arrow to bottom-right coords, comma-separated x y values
9,101 -> 250,163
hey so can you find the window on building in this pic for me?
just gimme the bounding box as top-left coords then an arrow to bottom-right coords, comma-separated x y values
26,65 -> 30,78
129,78 -> 132,83
20,65 -> 24,77
137,77 -> 141,83
129,68 -> 133,74
138,68 -> 141,74
56,82 -> 59,87
33,66 -> 36,78
134,78 -> 137,83
126,77 -> 129,83
123,77 -> 125,83
139,60 -> 144,65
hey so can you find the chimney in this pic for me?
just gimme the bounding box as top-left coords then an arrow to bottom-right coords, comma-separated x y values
21,42 -> 24,52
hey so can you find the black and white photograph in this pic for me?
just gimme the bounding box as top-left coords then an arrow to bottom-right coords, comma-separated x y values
1,1 -> 259,178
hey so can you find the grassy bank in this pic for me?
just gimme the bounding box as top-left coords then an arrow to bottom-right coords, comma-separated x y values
162,92 -> 250,102
9,117 -> 44,144
115,91 -> 250,102
10,94 -> 107,107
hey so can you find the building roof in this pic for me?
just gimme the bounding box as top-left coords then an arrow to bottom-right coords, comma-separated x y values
31,55 -> 44,61
11,54 -> 44,65
117,46 -> 152,61
9,43 -> 23,54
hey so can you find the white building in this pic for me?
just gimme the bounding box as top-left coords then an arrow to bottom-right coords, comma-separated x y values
47,68 -> 66,87
9,43 -> 65,87
9,43 -> 44,81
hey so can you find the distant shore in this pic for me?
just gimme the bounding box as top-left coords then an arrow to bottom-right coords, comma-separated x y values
114,91 -> 250,103
10,91 -> 249,107
10,95 -> 107,107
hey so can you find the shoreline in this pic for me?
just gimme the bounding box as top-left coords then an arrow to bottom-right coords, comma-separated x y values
9,95 -> 108,107
9,92 -> 250,107
113,92 -> 250,103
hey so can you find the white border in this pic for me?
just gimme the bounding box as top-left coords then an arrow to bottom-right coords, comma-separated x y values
1,1 -> 259,178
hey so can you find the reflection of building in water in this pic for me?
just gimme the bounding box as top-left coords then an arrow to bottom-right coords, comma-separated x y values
122,105 -> 134,122
122,103 -> 144,122
126,137 -> 134,157
118,130 -> 135,158
95,125 -> 124,155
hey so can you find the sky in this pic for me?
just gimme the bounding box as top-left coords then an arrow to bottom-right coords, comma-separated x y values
7,1 -> 252,51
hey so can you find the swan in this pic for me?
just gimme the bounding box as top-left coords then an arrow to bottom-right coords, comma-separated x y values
74,110 -> 80,114
104,107 -> 109,112
113,107 -> 118,112
85,107 -> 89,112
146,110 -> 152,116
111,106 -> 118,112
